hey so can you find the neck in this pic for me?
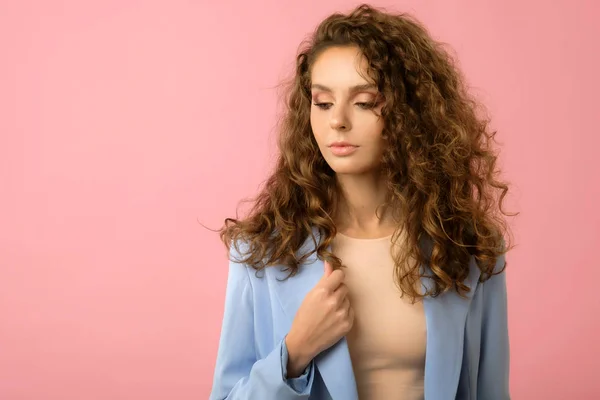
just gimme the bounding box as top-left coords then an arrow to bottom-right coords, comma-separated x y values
333,170 -> 396,236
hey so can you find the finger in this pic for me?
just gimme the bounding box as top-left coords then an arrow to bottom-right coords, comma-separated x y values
347,305 -> 355,321
322,269 -> 345,291
340,296 -> 350,311
334,283 -> 348,301
322,260 -> 334,278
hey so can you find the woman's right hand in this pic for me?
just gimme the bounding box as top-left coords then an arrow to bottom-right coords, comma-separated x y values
285,261 -> 354,377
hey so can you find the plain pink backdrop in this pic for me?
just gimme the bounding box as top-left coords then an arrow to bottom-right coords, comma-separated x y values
1,0 -> 599,399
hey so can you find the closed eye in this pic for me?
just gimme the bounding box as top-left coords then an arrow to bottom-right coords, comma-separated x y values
313,102 -> 332,110
356,102 -> 377,110
313,102 -> 378,110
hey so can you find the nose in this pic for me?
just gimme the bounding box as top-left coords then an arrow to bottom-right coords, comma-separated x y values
329,107 -> 351,131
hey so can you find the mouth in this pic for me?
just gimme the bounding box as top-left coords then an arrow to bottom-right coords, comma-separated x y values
328,143 -> 359,156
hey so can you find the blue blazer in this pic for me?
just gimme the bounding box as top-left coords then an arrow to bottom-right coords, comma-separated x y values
210,230 -> 510,400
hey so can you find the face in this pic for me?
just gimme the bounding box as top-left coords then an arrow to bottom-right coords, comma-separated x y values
309,46 -> 386,175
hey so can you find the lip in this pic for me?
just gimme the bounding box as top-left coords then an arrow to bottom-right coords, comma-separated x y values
328,142 -> 358,156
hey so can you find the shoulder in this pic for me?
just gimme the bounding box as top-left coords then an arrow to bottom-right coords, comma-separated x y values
475,252 -> 508,309
489,251 -> 507,276
224,239 -> 256,294
225,237 -> 286,287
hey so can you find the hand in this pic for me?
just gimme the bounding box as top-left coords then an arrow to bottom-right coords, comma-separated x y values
285,261 -> 354,377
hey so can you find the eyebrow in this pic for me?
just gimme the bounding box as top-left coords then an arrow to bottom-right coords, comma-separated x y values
310,83 -> 378,94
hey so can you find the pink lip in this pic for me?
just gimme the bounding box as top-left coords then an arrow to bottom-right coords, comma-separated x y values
329,142 -> 358,156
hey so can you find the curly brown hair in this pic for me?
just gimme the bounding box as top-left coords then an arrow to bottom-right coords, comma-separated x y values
219,3 -> 514,299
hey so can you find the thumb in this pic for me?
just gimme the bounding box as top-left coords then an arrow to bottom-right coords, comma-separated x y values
323,260 -> 334,278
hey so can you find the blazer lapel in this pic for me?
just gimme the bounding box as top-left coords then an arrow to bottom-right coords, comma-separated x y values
421,256 -> 481,400
273,229 -> 480,400
273,229 -> 359,400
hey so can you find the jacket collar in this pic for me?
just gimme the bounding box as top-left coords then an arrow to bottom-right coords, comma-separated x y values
273,228 -> 480,400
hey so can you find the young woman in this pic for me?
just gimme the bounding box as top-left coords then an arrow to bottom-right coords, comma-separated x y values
209,4 -> 513,400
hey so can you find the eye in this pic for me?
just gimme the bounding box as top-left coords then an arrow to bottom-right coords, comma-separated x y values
356,102 -> 377,110
313,102 -> 333,110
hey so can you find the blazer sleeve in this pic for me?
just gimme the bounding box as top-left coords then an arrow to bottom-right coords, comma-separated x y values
477,253 -> 511,399
209,246 -> 315,400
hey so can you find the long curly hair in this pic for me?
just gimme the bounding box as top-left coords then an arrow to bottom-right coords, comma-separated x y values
219,3 -> 514,299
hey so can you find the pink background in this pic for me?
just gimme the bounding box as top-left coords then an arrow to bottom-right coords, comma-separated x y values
1,0 -> 599,399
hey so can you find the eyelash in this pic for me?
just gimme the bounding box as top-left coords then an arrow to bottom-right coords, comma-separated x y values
313,102 -> 377,110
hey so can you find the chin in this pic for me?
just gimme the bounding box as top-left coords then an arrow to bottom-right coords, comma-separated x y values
327,160 -> 375,175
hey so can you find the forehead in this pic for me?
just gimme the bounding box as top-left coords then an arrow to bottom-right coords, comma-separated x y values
310,46 -> 373,90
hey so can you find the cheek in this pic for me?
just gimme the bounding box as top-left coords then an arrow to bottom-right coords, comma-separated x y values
357,118 -> 385,141
362,122 -> 387,158
310,113 -> 327,146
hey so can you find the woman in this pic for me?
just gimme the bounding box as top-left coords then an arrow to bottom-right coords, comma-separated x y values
210,4 -> 513,400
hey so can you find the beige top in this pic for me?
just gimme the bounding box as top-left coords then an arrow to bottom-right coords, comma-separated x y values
332,232 -> 426,400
